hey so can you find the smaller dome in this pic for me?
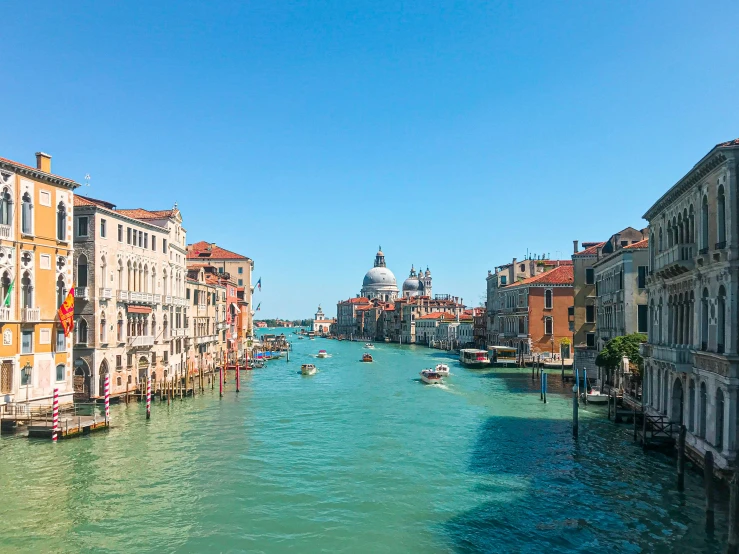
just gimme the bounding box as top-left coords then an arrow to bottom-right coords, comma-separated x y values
403,278 -> 422,292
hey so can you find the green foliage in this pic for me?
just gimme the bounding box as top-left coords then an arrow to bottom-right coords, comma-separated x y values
559,337 -> 572,346
595,333 -> 647,375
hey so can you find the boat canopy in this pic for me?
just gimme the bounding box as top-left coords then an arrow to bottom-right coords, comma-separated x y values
488,346 -> 517,354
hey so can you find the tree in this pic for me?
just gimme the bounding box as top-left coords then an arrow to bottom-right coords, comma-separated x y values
595,333 -> 647,377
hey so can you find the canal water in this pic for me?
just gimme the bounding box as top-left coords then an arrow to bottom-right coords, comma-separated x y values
0,331 -> 729,553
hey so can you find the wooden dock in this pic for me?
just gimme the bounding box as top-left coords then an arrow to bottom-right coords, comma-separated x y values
27,415 -> 108,439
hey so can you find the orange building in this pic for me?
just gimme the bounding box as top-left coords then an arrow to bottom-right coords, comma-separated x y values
0,153 -> 79,406
494,265 -> 574,357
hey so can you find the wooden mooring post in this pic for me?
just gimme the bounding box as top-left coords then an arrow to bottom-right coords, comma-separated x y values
543,372 -> 547,404
705,451 -> 715,533
677,425 -> 686,491
572,368 -> 579,439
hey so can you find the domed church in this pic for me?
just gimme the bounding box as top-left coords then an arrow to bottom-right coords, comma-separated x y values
360,247 -> 400,301
402,265 -> 433,298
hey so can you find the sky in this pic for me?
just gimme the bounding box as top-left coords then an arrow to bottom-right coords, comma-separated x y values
1,1 -> 738,319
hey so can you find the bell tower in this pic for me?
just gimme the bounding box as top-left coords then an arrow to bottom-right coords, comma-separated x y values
374,246 -> 386,268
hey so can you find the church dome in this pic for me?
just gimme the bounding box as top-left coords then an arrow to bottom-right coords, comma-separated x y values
363,267 -> 397,288
402,265 -> 423,293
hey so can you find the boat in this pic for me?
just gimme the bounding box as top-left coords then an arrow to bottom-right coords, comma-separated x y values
586,388 -> 609,404
384,338 -> 390,343
434,363 -> 450,376
459,349 -> 491,368
488,346 -> 518,368
298,336 -> 304,340
364,343 -> 374,348
317,350 -> 328,358
420,370 -> 443,385
301,364 -> 317,375
362,353 -> 373,362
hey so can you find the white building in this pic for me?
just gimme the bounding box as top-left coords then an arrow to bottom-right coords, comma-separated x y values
312,305 -> 335,335
642,138 -> 739,470
360,247 -> 399,302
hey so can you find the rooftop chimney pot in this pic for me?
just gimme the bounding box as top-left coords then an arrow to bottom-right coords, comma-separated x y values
573,240 -> 579,254
35,152 -> 51,173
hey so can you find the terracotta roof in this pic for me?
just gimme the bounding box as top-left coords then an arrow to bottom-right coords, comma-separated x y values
74,194 -> 117,209
117,208 -> 177,220
187,241 -> 250,261
718,139 -> 739,147
418,312 -> 456,320
0,156 -> 79,186
573,242 -> 605,257
624,238 -> 649,249
508,265 -> 574,287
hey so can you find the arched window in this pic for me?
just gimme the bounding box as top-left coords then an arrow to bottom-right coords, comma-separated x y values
100,313 -> 107,343
0,187 -> 12,227
56,274 -> 66,308
716,388 -> 725,449
77,255 -> 88,288
699,382 -> 707,438
658,228 -> 663,252
688,379 -> 695,433
701,195 -> 709,250
718,286 -> 726,353
116,376 -> 122,386
544,316 -> 553,335
77,318 -> 88,345
55,364 -> 65,382
21,271 -> 32,308
57,202 -> 67,241
1,271 -> 11,307
21,192 -> 32,235
544,289 -> 553,310
701,288 -> 709,351
667,221 -> 673,248
717,185 -> 726,246
117,313 -> 124,342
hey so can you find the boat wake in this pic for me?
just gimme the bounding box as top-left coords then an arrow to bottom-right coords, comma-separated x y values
314,354 -> 332,358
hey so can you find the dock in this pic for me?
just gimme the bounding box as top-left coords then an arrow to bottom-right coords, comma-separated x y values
1,402 -> 108,439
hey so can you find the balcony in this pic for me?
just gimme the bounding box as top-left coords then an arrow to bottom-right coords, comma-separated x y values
153,294 -> 162,304
654,243 -> 694,278
164,295 -> 173,305
172,328 -> 185,337
75,287 -> 89,300
694,351 -> 738,378
128,335 -> 154,347
0,224 -> 10,240
0,307 -> 10,321
21,307 -> 40,323
99,288 -> 113,300
195,334 -> 218,345
128,292 -> 154,304
649,344 -> 693,372
118,290 -> 129,301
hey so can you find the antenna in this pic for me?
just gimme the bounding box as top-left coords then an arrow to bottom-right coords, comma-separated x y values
84,174 -> 91,187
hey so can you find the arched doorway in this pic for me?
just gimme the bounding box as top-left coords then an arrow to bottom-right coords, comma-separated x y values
98,359 -> 109,397
74,359 -> 91,400
671,377 -> 684,425
662,369 -> 669,414
138,356 -> 149,383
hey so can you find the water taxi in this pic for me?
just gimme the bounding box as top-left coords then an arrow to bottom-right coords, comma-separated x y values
586,388 -> 609,404
488,346 -> 517,367
301,364 -> 317,375
364,342 -> 375,349
434,363 -> 450,376
459,349 -> 490,368
317,350 -> 328,358
362,353 -> 373,362
420,370 -> 443,385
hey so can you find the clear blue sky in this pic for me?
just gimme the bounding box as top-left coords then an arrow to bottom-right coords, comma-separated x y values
2,1 -> 738,319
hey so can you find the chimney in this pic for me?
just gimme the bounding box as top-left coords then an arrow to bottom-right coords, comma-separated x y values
35,152 -> 51,173
573,240 -> 579,254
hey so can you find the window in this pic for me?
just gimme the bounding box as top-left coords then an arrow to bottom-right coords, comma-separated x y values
144,233 -> 148,249
637,266 -> 647,289
117,314 -> 124,342
585,305 -> 595,323
186,289 -> 191,300
586,333 -> 595,348
544,289 -> 553,309
585,268 -> 594,285
118,224 -> 123,242
21,271 -> 33,308
56,329 -> 66,352
100,218 -> 107,238
77,255 -> 88,287
127,227 -> 132,244
56,364 -> 65,382
717,185 -> 726,247
40,254 -> 51,270
77,216 -> 88,237
544,317 -> 553,335
151,236 -> 156,251
116,355 -> 122,369
40,190 -> 51,207
163,351 -> 169,363
22,330 -> 33,354
620,240 -> 628,248
238,267 -> 243,274
238,279 -> 243,286
0,187 -> 12,226
39,328 -> 50,344
701,195 -> 709,250
21,192 -> 32,235
637,304 -> 648,333
500,275 -> 506,285
163,239 -> 167,253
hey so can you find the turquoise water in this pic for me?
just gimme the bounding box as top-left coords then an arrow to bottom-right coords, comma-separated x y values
0,331 -> 728,553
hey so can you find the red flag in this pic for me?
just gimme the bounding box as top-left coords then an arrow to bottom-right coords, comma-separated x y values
58,288 -> 75,337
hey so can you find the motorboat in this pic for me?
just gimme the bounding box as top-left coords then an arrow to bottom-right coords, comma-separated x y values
362,353 -> 373,362
459,349 -> 490,368
586,388 -> 609,404
488,346 -> 518,368
434,364 -> 450,376
364,343 -> 375,349
317,350 -> 328,358
301,364 -> 317,376
420,370 -> 443,385
298,336 -> 304,340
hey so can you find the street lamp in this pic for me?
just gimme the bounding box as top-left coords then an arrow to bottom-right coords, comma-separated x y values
22,362 -> 32,403
550,337 -> 555,357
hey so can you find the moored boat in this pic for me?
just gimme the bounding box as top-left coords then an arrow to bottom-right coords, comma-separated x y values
488,346 -> 517,367
362,353 -> 373,362
586,388 -> 609,404
420,370 -> 443,384
459,349 -> 490,368
317,350 -> 328,358
434,363 -> 450,376
301,364 -> 317,375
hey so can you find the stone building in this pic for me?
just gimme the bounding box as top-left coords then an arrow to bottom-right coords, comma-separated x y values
185,265 -> 226,373
0,152 -> 78,406
642,138 -> 739,470
72,196 -> 188,399
312,305 -> 335,336
336,297 -> 370,338
360,247 -> 399,302
402,265 -> 432,298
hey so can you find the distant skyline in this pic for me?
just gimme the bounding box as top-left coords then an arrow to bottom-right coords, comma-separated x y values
1,1 -> 738,318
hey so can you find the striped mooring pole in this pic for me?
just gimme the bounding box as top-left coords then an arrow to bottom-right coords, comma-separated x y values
146,375 -> 151,420
219,366 -> 223,398
104,373 -> 110,424
52,387 -> 59,443
236,359 -> 240,393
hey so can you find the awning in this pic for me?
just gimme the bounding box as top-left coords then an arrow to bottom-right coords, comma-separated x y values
230,302 -> 241,313
127,306 -> 152,314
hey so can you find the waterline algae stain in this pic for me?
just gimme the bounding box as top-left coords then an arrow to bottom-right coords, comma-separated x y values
0,333 -> 728,552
